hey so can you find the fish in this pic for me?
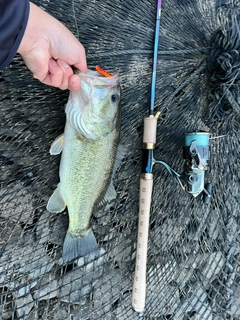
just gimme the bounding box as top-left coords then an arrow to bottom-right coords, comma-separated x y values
47,69 -> 121,261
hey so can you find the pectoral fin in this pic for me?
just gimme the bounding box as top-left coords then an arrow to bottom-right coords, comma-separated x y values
50,134 -> 65,155
47,184 -> 66,213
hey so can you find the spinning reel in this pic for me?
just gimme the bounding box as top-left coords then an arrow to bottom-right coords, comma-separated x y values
154,131 -> 212,203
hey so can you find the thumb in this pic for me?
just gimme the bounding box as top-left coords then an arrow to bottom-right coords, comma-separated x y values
72,50 -> 88,73
73,60 -> 88,73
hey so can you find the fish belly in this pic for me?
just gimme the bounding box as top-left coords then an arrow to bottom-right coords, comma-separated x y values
59,121 -> 119,258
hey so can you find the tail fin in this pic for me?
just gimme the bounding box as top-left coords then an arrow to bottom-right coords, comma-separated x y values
62,228 -> 99,262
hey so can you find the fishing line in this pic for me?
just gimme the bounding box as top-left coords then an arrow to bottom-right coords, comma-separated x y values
209,134 -> 228,140
86,47 -> 208,59
72,0 -> 80,40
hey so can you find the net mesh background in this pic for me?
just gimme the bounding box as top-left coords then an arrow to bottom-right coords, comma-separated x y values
0,0 -> 240,319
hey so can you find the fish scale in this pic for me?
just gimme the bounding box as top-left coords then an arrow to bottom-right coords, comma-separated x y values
60,120 -> 119,234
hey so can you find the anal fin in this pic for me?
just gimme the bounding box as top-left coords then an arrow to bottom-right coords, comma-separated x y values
47,184 -> 66,213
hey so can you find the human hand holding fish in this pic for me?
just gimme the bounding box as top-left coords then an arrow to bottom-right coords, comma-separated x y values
17,2 -> 87,90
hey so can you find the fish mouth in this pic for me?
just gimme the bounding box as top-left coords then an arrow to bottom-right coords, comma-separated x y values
75,69 -> 119,80
83,70 -> 119,88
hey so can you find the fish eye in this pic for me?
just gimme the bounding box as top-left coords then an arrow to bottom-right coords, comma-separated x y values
111,94 -> 119,103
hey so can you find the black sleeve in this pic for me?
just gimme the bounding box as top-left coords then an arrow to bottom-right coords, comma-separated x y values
0,0 -> 30,70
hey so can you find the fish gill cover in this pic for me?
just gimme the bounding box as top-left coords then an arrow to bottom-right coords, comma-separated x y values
0,0 -> 239,319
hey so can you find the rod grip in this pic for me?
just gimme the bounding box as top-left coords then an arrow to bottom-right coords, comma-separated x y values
132,174 -> 153,313
143,116 -> 158,146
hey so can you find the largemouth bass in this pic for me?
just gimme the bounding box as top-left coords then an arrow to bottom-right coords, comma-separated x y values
47,69 -> 121,261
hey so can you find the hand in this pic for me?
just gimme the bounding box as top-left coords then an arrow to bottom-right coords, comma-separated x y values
17,2 -> 87,90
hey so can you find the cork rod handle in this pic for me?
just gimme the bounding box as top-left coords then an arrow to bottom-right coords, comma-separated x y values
132,116 -> 158,313
132,175 -> 153,312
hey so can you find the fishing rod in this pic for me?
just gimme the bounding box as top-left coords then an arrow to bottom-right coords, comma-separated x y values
132,0 -> 215,313
132,0 -> 162,313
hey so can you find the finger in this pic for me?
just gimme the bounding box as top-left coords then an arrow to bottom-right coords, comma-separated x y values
72,46 -> 88,73
74,60 -> 88,74
22,52 -> 50,83
41,59 -> 64,88
56,59 -> 74,90
74,59 -> 88,74
68,74 -> 81,91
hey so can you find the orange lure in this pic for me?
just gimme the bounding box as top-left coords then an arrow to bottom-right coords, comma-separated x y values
95,65 -> 113,78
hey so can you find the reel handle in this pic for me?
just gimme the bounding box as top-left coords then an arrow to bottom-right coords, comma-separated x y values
132,116 -> 158,313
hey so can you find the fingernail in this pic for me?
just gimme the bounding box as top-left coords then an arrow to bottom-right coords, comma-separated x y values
72,79 -> 80,87
60,61 -> 69,69
50,59 -> 58,67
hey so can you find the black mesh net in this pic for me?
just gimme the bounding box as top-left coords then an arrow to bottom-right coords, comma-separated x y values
0,0 -> 240,319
